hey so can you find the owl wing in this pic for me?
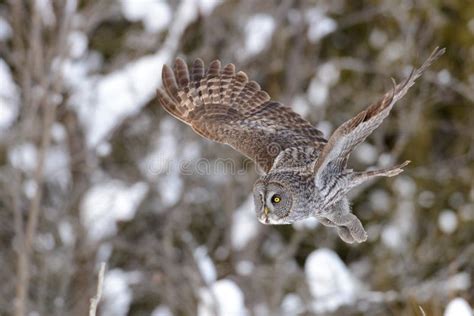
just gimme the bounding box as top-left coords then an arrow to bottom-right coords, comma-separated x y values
157,58 -> 326,173
270,146 -> 322,172
313,47 -> 445,183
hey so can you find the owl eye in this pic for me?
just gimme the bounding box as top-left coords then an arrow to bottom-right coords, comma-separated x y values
271,194 -> 281,204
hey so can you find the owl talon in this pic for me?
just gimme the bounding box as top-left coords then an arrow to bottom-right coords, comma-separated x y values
349,224 -> 368,243
337,226 -> 355,243
345,215 -> 367,243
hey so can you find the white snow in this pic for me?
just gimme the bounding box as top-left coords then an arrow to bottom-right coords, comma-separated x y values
23,179 -> 38,199
35,0 -> 56,27
0,58 -> 19,130
151,305 -> 173,316
58,221 -> 75,246
235,260 -> 254,276
354,143 -> 378,165
120,0 -> 172,33
141,119 -> 178,178
140,119 -> 201,208
51,122 -> 67,142
64,0 -> 77,14
67,31 -> 88,58
315,120 -> 333,138
281,293 -> 305,315
305,8 -> 337,42
447,273 -> 471,292
444,298 -> 473,316
292,95 -> 310,118
8,143 -> 70,187
81,180 -> 149,241
198,279 -> 247,316
369,29 -> 387,49
9,143 -> 70,187
59,52 -> 102,89
96,142 -> 112,157
317,62 -> 340,86
308,77 -> 329,107
438,69 -> 452,85
96,243 -> 113,264
194,246 -> 217,284
70,0 -> 201,148
102,269 -> 134,316
157,173 -> 183,207
308,61 -> 340,108
242,14 -> 276,58
382,41 -> 404,62
381,224 -> 403,250
231,196 -> 259,251
198,0 -> 221,16
369,189 -> 390,213
0,17 -> 12,41
382,200 -> 415,251
8,143 -> 38,174
141,119 -> 185,207
262,237 -> 285,258
438,209 -> 458,234
393,176 -> 417,199
71,53 -> 168,147
43,146 -> 71,187
378,152 -> 395,167
305,248 -> 360,313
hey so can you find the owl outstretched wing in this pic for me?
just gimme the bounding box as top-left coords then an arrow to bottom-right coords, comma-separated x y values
157,58 -> 326,173
313,47 -> 445,184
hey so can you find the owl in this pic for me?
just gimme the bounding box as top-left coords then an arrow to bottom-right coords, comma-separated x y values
156,48 -> 444,243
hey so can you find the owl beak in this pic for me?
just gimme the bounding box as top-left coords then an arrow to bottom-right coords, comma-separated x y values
261,206 -> 270,224
264,206 -> 269,216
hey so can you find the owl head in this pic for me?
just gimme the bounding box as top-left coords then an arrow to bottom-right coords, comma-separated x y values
253,171 -> 314,224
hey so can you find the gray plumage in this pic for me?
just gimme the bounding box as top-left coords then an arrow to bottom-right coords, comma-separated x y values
156,47 -> 445,243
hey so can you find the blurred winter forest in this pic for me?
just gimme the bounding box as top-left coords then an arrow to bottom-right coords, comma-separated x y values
1,0 -> 473,315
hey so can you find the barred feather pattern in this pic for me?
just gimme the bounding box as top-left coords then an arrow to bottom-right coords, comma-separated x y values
157,58 -> 326,172
314,47 -> 446,178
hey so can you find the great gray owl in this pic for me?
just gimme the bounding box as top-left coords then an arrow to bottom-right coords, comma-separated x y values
156,47 -> 444,243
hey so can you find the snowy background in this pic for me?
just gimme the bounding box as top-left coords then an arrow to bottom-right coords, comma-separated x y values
1,0 -> 473,315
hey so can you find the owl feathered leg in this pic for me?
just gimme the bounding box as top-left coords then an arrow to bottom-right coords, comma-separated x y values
318,212 -> 355,243
317,161 -> 409,243
322,198 -> 368,243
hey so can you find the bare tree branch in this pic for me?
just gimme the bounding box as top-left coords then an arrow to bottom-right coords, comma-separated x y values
89,263 -> 106,316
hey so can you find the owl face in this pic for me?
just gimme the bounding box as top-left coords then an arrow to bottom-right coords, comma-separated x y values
253,180 -> 293,224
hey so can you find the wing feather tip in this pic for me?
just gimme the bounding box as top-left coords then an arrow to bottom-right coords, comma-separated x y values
174,57 -> 191,88
236,71 -> 248,81
400,160 -> 411,168
174,57 -> 186,67
162,64 -> 173,79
